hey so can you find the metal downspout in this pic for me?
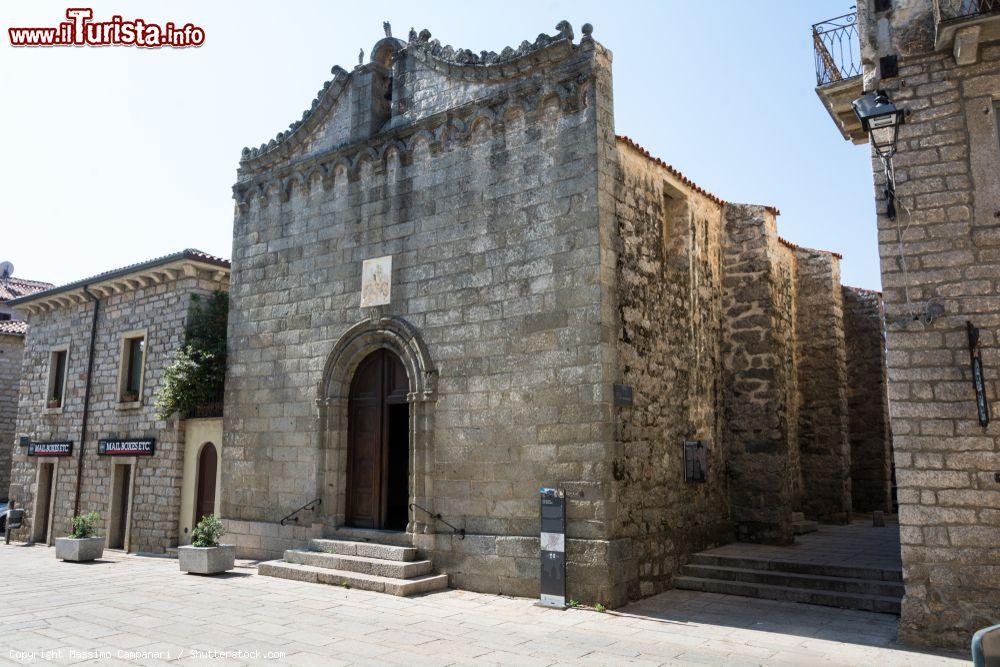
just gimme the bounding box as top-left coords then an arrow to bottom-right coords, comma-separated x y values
73,285 -> 100,516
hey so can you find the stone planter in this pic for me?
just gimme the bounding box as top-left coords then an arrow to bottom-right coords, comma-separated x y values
55,537 -> 104,562
178,544 -> 235,575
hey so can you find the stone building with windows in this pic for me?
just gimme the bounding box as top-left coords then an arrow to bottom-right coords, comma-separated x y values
1,272 -> 53,500
813,0 -> 1000,648
224,22 -> 892,605
6,250 -> 229,553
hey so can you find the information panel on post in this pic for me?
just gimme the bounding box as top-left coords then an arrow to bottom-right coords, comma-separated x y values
539,487 -> 566,608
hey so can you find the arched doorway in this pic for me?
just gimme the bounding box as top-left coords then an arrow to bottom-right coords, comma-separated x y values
347,349 -> 409,531
194,443 -> 218,524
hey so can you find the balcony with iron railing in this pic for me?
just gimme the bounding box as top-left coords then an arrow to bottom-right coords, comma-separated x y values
812,11 -> 867,143
934,0 -> 1000,61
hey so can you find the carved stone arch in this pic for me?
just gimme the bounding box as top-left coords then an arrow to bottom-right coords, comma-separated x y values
379,140 -> 407,166
370,37 -> 405,68
437,119 -> 467,146
406,129 -> 437,160
280,172 -> 306,202
316,316 -> 437,533
303,165 -> 325,190
469,109 -> 496,140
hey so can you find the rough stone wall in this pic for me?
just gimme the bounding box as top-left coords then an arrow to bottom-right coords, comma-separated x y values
609,145 -> 732,599
720,205 -> 798,544
8,275 -> 225,552
226,34 -> 626,604
794,250 -> 852,523
857,0 -> 1000,647
843,286 -> 893,514
0,334 -> 24,498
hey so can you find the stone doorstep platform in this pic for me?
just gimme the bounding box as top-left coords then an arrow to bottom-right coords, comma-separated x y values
677,520 -> 904,615
258,537 -> 449,597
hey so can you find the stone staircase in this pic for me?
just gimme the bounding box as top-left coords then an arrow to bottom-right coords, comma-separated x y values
258,535 -> 448,597
675,551 -> 903,614
791,511 -> 818,535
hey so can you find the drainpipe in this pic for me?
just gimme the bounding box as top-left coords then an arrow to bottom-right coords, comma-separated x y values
73,285 -> 100,516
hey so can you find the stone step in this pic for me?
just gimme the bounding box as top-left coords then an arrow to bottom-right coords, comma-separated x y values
791,512 -> 805,523
284,549 -> 432,578
689,553 -> 903,582
323,527 -> 413,547
309,538 -> 417,562
674,576 -> 901,615
681,564 -> 904,598
792,519 -> 819,535
258,561 -> 447,596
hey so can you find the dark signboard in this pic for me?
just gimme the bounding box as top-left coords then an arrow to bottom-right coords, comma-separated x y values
613,383 -> 633,407
98,438 -> 155,456
968,322 -> 990,428
683,440 -> 707,483
18,435 -> 29,447
539,487 -> 566,608
28,441 -> 73,457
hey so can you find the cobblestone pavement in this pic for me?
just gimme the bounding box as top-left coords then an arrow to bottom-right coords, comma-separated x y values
0,543 -> 964,666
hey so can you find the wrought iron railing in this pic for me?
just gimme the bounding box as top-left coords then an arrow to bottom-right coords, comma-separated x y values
280,498 -> 321,526
185,401 -> 224,419
813,12 -> 862,86
409,502 -> 465,539
935,0 -> 999,21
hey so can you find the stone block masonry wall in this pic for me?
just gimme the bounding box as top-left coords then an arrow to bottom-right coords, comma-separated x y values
609,144 -> 733,599
794,250 -> 852,523
0,334 -> 24,498
9,274 -> 226,552
842,287 -> 893,514
857,1 -> 1000,647
720,205 -> 798,544
227,35 -> 627,605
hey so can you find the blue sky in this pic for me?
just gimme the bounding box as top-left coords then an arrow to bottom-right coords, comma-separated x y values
0,1 -> 878,288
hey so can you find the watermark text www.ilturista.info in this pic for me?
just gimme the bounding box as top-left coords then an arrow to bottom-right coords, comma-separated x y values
9,8 -> 204,48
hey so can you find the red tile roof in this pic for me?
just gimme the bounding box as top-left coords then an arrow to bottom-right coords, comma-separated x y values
8,249 -> 230,306
0,276 -> 53,302
0,320 -> 27,336
615,135 -> 782,217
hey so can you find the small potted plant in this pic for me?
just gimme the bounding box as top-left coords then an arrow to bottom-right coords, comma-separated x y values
178,515 -> 235,575
47,395 -> 61,409
55,511 -> 104,562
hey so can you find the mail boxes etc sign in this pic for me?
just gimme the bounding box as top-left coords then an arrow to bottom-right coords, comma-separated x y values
98,438 -> 155,456
27,441 -> 73,456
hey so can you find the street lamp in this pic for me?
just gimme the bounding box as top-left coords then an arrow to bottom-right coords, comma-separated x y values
852,90 -> 904,159
853,90 -> 905,220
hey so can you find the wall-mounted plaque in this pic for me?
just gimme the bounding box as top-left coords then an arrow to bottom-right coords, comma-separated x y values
18,435 -> 29,447
683,440 -> 707,483
98,438 -> 155,456
613,383 -> 633,407
360,255 -> 392,307
28,441 -> 73,457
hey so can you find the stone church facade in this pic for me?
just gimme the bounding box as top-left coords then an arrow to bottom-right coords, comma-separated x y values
224,22 -> 891,605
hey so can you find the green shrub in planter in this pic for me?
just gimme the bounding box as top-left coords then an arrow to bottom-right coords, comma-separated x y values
70,511 -> 101,539
179,515 -> 234,574
56,511 -> 104,562
190,514 -> 225,547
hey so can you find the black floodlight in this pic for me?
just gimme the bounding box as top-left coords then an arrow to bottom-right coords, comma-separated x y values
852,90 -> 904,158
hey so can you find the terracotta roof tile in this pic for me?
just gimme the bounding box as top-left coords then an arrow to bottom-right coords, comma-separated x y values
615,135 -> 782,216
9,249 -> 230,306
0,276 -> 53,302
0,320 -> 27,336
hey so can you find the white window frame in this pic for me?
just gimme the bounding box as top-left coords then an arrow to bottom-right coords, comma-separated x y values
117,329 -> 148,407
44,344 -> 70,414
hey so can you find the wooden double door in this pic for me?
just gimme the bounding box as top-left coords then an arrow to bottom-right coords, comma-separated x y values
346,349 -> 410,531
